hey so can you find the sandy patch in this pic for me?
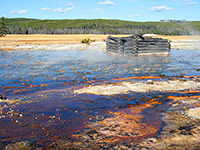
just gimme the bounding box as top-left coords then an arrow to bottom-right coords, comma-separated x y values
0,34 -> 107,50
154,35 -> 200,50
74,80 -> 199,95
6,42 -> 106,51
187,107 -> 200,119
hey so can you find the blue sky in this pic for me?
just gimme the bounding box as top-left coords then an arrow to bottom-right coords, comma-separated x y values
1,0 -> 200,21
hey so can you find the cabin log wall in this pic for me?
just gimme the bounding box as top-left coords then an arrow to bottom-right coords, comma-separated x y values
106,35 -> 171,55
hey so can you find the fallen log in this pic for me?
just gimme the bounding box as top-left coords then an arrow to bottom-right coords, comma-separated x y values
138,46 -> 170,49
138,50 -> 170,53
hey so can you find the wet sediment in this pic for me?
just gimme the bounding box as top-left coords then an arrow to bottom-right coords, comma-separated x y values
1,77 -> 199,149
0,49 -> 200,149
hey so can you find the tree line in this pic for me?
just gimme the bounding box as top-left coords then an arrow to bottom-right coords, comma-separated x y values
2,18 -> 200,35
0,17 -> 7,37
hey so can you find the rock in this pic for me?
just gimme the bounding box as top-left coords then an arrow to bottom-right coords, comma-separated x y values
5,141 -> 31,150
147,80 -> 154,84
179,78 -> 187,81
114,145 -> 121,150
193,78 -> 200,82
146,138 -> 157,143
119,144 -> 129,149
196,69 -> 200,72
0,95 -> 6,100
159,73 -> 166,77
86,130 -> 98,135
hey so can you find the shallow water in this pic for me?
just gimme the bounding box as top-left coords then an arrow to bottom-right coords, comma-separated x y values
1,49 -> 199,95
0,49 -> 200,148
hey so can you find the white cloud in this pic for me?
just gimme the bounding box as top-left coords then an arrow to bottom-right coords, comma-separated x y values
95,9 -> 102,13
151,6 -> 173,12
172,0 -> 199,5
9,10 -> 17,14
66,2 -> 73,7
129,14 -> 139,17
184,0 -> 199,5
41,6 -> 74,13
40,8 -> 51,11
9,10 -> 28,14
187,1 -> 199,5
64,7 -> 74,12
52,8 -> 64,13
99,0 -> 115,5
18,10 -> 28,14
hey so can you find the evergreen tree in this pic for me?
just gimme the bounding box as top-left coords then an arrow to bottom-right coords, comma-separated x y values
0,17 -> 7,37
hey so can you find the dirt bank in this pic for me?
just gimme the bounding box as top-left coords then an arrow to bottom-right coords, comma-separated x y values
0,34 -> 200,50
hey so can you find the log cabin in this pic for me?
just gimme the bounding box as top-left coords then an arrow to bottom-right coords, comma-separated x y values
106,35 -> 171,55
